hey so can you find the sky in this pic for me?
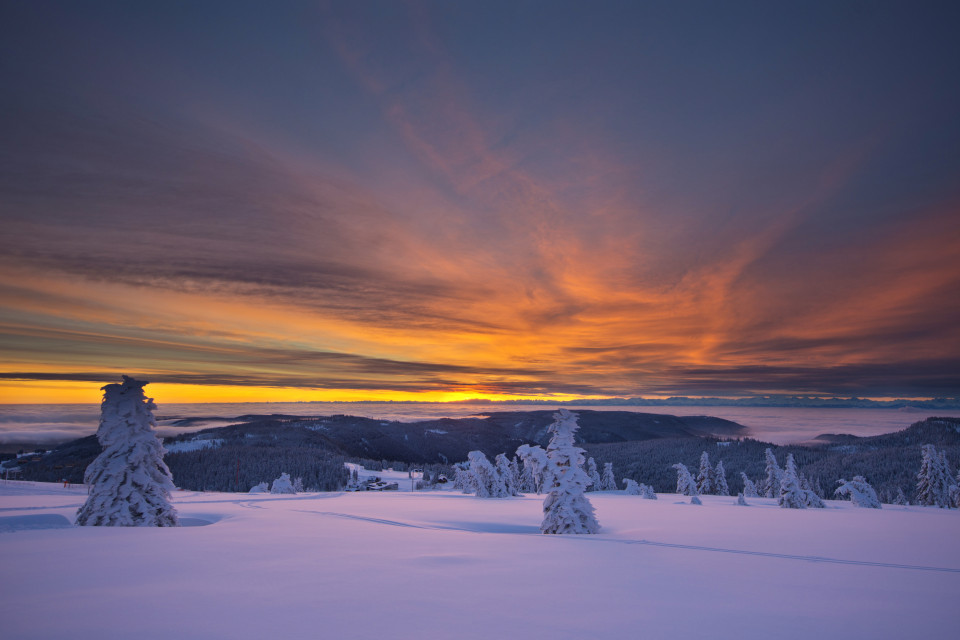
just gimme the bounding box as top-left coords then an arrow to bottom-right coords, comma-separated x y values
1,0 -> 959,404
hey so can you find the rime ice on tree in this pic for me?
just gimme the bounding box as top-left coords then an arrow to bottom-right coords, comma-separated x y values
76,376 -> 178,527
540,409 -> 600,534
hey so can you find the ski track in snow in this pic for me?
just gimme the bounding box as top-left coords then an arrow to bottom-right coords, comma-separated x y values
303,508 -> 960,574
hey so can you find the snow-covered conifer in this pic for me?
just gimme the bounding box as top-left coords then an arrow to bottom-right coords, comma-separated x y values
248,481 -> 269,493
690,495 -> 702,505
894,487 -> 909,506
916,444 -> 952,507
540,410 -> 600,534
740,472 -> 759,498
763,448 -> 782,498
803,488 -> 825,508
736,492 -> 748,506
468,451 -> 496,498
292,477 -> 304,493
641,484 -> 657,500
713,460 -> 730,496
623,478 -> 642,495
778,454 -> 805,509
509,457 -> 522,493
494,453 -> 518,497
76,376 -> 178,527
586,457 -> 602,492
600,462 -> 617,491
271,472 -> 295,494
516,444 -> 549,494
696,452 -> 713,495
452,461 -> 474,494
672,463 -> 696,496
835,476 -> 881,508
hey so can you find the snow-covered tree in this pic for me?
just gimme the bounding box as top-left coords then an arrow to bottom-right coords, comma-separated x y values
600,462 -> 617,491
916,444 -> 952,508
740,472 -> 759,498
468,450 -> 496,498
763,448 -> 782,498
778,454 -> 805,509
292,476 -> 304,493
248,481 -> 269,493
952,469 -> 960,509
713,460 -> 730,496
641,484 -> 657,500
624,478 -> 642,495
509,457 -> 522,493
76,376 -> 178,527
271,472 -> 295,494
540,410 -> 600,534
494,453 -> 519,497
673,463 -> 696,496
452,461 -> 474,494
696,452 -> 713,495
835,476 -> 881,508
736,492 -> 748,506
516,444 -> 549,494
690,495 -> 702,505
893,487 -> 909,506
586,457 -> 602,492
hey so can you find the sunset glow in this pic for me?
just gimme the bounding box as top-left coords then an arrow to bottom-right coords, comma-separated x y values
1,2 -> 958,403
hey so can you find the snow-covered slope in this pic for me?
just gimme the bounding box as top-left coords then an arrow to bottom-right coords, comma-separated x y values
1,482 -> 958,639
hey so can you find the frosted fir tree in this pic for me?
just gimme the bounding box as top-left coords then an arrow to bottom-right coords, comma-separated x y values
586,457 -> 602,492
713,460 -> 730,496
952,469 -> 960,509
624,478 -> 642,495
763,448 -> 782,498
540,410 -> 600,535
778,454 -> 805,509
736,492 -> 748,506
271,472 -> 296,494
835,476 -> 881,508
76,376 -> 178,527
494,453 -> 519,497
600,462 -> 617,491
452,461 -> 474,494
509,456 -> 522,493
740,472 -> 759,498
916,444 -> 952,507
641,484 -> 657,500
249,482 -> 269,493
893,487 -> 909,506
516,444 -> 549,494
468,450 -> 496,498
696,452 -> 713,495
673,463 -> 696,496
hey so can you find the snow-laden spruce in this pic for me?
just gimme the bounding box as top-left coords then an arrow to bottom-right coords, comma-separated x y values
76,376 -> 178,527
516,444 -> 549,494
696,452 -> 713,495
763,448 -> 782,498
740,472 -> 759,498
835,476 -> 881,508
600,462 -> 617,491
916,444 -> 953,508
672,463 -> 696,496
494,453 -> 520,497
778,454 -> 805,509
713,460 -> 730,496
271,472 -> 296,494
540,409 -> 600,534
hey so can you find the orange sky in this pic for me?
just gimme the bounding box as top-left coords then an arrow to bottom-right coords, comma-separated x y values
1,2 -> 958,403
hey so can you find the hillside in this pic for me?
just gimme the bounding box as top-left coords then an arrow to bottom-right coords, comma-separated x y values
14,410 -> 746,487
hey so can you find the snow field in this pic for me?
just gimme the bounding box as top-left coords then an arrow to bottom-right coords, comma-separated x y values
1,484 -> 958,639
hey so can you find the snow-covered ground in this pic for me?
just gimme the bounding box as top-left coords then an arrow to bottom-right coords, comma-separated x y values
1,481 -> 958,639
